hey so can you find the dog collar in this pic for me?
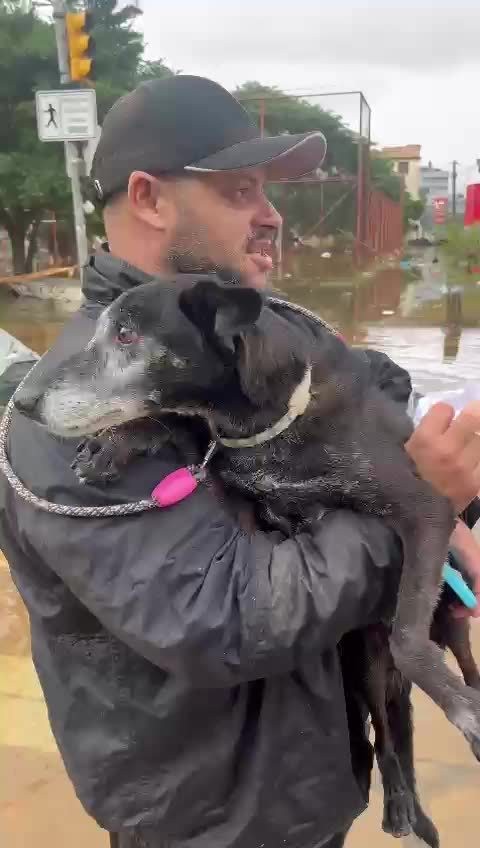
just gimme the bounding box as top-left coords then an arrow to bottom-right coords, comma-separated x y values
151,368 -> 312,508
217,366 -> 312,449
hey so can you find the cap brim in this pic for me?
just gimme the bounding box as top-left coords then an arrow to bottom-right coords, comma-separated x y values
184,131 -> 327,180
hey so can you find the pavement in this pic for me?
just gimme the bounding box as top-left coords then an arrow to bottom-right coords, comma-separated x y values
1,550 -> 479,848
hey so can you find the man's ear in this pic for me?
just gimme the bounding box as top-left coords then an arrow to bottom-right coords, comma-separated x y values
179,279 -> 263,356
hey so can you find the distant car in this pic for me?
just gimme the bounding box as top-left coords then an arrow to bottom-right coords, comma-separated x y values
0,330 -> 38,412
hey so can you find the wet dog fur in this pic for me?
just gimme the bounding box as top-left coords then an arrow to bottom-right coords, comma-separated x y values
15,278 -> 480,846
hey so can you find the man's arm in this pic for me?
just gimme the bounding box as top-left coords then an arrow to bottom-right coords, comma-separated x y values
362,348 -> 480,512
406,402 -> 480,513
6,477 -> 401,688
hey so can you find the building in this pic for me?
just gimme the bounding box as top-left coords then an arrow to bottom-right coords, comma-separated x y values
378,144 -> 422,199
420,162 -> 449,205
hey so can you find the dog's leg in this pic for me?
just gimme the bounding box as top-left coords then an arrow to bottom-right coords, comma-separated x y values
443,617 -> 480,691
385,680 -> 439,848
338,632 -> 374,802
73,421 -> 171,484
257,502 -> 294,536
389,486 -> 480,762
72,418 -> 201,485
363,627 -> 416,838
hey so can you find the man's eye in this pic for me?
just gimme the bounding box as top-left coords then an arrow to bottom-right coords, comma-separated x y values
235,186 -> 251,200
116,327 -> 138,345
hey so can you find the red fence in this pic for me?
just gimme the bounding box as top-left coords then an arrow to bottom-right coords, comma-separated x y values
365,188 -> 403,257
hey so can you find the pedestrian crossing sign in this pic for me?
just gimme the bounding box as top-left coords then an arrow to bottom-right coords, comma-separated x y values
35,89 -> 97,142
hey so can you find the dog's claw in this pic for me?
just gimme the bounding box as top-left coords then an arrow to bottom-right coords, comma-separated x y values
71,436 -> 120,485
382,786 -> 416,839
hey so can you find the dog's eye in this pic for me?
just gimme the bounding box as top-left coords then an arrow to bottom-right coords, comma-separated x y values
116,327 -> 138,346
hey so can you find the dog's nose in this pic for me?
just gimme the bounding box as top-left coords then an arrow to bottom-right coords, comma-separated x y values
14,388 -> 42,420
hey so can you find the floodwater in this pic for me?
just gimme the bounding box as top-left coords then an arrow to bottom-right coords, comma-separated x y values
1,250 -> 479,847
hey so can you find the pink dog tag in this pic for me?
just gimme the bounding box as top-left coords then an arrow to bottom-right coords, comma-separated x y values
152,467 -> 198,507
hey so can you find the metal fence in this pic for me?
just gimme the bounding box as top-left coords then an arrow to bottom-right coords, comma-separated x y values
238,90 -> 403,264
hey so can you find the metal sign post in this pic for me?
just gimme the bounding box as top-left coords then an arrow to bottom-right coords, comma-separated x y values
35,0 -> 95,285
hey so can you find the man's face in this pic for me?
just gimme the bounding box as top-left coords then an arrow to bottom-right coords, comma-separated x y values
166,170 -> 281,289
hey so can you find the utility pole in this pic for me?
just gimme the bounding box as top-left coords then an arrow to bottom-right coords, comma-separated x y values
451,160 -> 458,219
51,0 -> 89,284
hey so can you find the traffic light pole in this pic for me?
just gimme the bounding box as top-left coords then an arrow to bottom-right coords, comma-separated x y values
51,0 -> 89,284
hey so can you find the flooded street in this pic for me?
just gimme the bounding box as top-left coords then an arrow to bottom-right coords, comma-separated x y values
1,253 -> 479,847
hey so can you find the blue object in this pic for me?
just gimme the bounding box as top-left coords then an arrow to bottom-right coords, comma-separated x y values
443,562 -> 478,610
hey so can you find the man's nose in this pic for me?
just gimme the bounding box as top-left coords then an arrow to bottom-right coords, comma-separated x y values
253,198 -> 282,230
14,387 -> 42,420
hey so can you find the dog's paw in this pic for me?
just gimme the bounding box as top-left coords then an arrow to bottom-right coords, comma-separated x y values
71,436 -> 120,485
382,785 -> 416,838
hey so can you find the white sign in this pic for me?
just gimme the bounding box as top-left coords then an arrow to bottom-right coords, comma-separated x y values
36,89 -> 97,142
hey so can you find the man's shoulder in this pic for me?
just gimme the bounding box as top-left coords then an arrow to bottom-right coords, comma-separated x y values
266,295 -> 335,342
265,295 -> 412,405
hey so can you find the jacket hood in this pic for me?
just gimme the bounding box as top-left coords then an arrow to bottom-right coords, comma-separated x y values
83,247 -> 280,307
82,248 -> 155,306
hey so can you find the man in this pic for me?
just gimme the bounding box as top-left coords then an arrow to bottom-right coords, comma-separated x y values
1,76 -> 479,848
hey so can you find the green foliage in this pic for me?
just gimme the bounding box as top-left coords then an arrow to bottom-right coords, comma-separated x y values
368,157 -> 425,229
0,4 -> 67,271
369,156 -> 401,201
439,222 -> 480,270
0,0 -> 172,272
234,82 -> 358,174
404,195 -> 424,229
65,1 -> 174,119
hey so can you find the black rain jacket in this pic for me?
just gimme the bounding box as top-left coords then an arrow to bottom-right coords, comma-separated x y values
0,252 -> 409,848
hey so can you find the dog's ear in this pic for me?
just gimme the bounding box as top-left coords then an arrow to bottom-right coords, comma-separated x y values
179,279 -> 263,356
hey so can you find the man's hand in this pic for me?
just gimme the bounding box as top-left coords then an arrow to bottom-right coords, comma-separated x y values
448,520 -> 480,619
406,401 -> 480,513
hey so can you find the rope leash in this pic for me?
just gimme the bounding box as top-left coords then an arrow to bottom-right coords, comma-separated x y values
0,299 -> 334,519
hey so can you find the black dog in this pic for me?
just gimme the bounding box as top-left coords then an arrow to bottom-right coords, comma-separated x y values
14,278 -> 480,846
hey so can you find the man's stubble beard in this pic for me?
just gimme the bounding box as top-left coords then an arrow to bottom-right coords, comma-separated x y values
166,210 -> 244,286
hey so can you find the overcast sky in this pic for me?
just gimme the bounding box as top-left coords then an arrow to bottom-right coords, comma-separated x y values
137,0 -> 480,190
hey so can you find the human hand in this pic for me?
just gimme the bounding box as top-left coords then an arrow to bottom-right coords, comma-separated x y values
406,401 -> 480,513
448,520 -> 480,619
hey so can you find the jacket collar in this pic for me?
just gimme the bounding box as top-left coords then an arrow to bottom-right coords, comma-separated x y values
83,246 -> 268,307
82,246 -> 156,306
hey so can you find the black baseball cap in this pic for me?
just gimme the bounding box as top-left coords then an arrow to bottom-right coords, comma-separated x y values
91,75 -> 327,203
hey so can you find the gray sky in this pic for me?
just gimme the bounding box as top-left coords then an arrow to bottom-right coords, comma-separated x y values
137,0 -> 480,190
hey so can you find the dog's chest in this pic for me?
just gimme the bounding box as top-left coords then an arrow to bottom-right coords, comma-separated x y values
213,432 -> 372,508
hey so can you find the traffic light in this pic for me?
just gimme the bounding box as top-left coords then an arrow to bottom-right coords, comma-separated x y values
66,11 -> 95,83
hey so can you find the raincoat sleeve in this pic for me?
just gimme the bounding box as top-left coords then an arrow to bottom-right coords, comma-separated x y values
11,468 -> 401,687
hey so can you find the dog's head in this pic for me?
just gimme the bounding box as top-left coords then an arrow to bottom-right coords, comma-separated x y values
14,278 -> 309,438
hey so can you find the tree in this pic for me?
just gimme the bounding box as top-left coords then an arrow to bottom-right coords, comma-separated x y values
440,221 -> 480,271
0,0 -> 172,273
403,195 -> 424,229
369,156 -> 402,201
0,2 -> 67,272
234,82 -> 358,174
234,82 -> 405,239
70,1 -> 174,121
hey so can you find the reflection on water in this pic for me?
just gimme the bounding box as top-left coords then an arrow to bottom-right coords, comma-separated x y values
277,246 -> 479,393
0,291 -> 75,355
0,247 -> 479,391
